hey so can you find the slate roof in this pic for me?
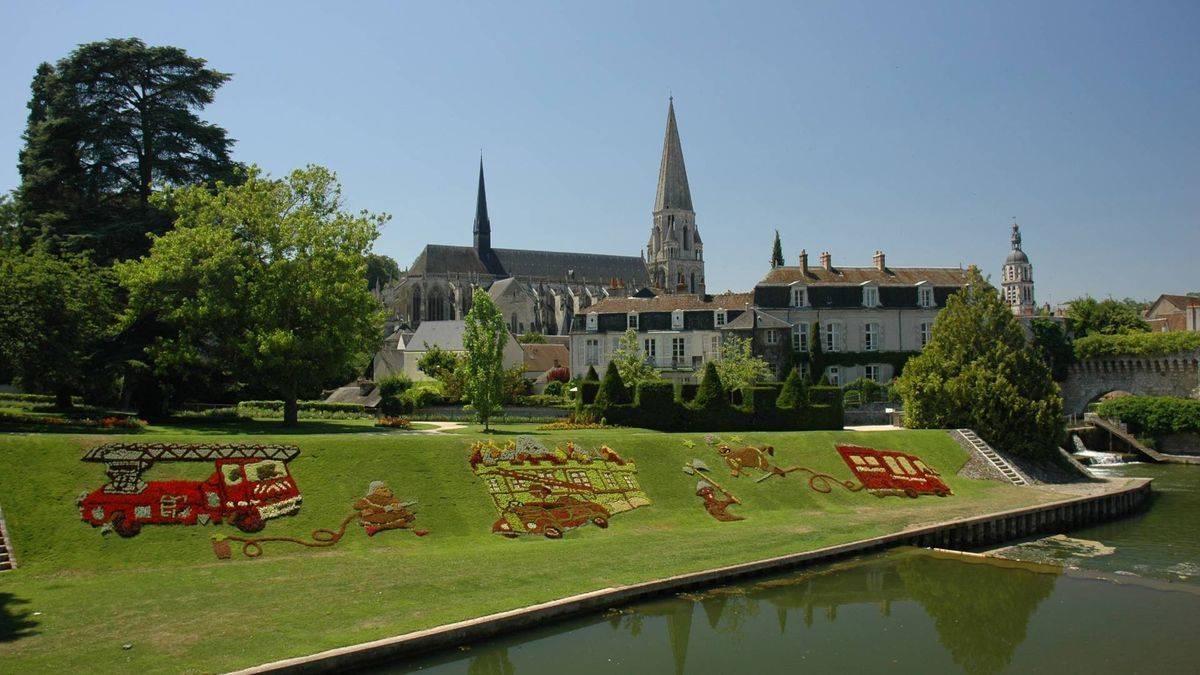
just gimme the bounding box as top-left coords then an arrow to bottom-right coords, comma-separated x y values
521,343 -> 569,373
584,292 -> 752,314
407,320 -> 469,352
721,308 -> 790,331
757,265 -> 969,287
407,244 -> 649,287
654,98 -> 693,212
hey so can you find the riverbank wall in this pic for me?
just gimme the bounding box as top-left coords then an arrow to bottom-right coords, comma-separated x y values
238,477 -> 1152,674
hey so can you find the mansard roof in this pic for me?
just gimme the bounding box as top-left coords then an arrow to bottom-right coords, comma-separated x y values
757,265 -> 969,287
584,292 -> 751,314
407,244 -> 649,287
653,98 -> 693,213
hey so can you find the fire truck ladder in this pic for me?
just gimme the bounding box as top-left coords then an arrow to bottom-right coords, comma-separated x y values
0,503 -> 15,572
954,429 -> 1029,486
81,443 -> 301,464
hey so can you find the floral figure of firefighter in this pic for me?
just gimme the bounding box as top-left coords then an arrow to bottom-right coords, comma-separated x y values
355,480 -> 427,536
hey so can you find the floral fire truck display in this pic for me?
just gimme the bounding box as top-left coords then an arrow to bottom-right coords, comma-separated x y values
469,437 -> 650,539
836,444 -> 952,498
78,443 -> 303,538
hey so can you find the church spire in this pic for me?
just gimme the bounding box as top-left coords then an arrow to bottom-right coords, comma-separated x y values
473,157 -> 491,251
654,97 -> 693,213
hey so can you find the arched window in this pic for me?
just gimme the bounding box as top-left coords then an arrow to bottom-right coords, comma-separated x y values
682,226 -> 690,250
411,287 -> 423,324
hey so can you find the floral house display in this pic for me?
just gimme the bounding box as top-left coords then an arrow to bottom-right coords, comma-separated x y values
469,437 -> 650,539
78,443 -> 303,538
213,480 -> 428,559
836,444 -> 952,498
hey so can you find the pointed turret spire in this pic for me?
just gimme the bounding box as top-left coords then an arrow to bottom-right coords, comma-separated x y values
473,157 -> 491,251
654,98 -> 693,212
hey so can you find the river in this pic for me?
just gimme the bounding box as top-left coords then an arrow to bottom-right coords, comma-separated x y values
394,462 -> 1200,674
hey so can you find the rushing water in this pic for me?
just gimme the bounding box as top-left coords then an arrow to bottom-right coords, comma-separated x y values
392,463 -> 1200,674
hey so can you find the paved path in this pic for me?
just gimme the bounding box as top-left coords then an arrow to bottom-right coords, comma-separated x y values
411,421 -> 466,434
844,424 -> 904,432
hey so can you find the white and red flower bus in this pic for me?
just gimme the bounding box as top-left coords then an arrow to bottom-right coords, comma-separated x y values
836,444 -> 952,498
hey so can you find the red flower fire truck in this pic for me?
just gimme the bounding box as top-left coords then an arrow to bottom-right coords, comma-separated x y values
836,444 -> 952,498
78,443 -> 303,538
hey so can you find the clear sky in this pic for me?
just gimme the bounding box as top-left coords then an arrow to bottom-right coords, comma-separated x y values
2,1 -> 1197,303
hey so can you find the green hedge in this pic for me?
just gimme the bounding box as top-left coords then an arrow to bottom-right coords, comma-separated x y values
1094,396 -> 1200,437
237,400 -> 367,414
1074,332 -> 1200,360
581,382 -> 842,432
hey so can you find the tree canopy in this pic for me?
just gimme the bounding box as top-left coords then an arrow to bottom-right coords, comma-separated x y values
894,269 -> 1064,458
595,361 -> 629,407
0,246 -> 115,408
461,287 -> 508,430
609,328 -> 660,391
17,38 -> 236,262
1064,296 -> 1149,337
365,253 -> 400,290
117,165 -> 386,423
715,334 -> 773,392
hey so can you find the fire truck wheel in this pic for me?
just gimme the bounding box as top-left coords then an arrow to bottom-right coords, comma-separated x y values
111,512 -> 141,538
543,526 -> 563,540
235,511 -> 265,533
591,516 -> 609,528
904,488 -> 918,499
501,532 -> 519,539
935,489 -> 948,497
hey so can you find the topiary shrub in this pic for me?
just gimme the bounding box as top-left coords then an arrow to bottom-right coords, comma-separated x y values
544,380 -> 564,397
377,374 -> 414,415
692,361 -> 728,410
776,368 -> 808,409
578,381 -> 601,405
584,365 -> 600,382
594,361 -> 629,407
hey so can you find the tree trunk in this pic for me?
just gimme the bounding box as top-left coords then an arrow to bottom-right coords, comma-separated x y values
55,388 -> 73,411
283,397 -> 299,426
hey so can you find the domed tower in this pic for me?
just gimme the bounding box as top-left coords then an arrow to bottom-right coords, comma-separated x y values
646,98 -> 704,295
1002,223 -> 1035,316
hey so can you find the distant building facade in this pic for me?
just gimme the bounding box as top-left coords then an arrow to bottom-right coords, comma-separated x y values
738,249 -> 969,385
1002,223 -> 1035,316
1145,294 -> 1200,332
571,293 -> 751,384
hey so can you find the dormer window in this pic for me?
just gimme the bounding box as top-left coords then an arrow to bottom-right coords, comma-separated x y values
861,284 -> 880,308
627,312 -> 639,330
671,309 -> 684,330
917,284 -> 934,308
586,312 -> 598,332
790,284 -> 808,308
714,309 -> 727,327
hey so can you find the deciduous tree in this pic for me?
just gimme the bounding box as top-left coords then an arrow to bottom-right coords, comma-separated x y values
117,165 -> 385,424
715,334 -> 773,392
461,287 -> 508,430
609,328 -> 660,391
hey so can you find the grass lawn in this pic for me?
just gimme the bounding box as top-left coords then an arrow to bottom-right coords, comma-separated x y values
0,420 -> 1071,673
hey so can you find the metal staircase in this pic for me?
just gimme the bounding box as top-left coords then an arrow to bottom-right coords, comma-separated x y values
0,504 -> 14,572
955,429 -> 1028,486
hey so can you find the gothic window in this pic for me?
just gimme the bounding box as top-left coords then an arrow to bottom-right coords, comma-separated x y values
690,272 -> 697,292
411,287 -> 423,324
683,227 -> 690,250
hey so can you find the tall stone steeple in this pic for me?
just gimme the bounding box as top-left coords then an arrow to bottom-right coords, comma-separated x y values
473,158 -> 491,252
1002,222 -> 1035,316
646,98 -> 705,295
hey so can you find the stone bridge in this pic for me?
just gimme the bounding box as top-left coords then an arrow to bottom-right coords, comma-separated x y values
1060,349 -> 1200,415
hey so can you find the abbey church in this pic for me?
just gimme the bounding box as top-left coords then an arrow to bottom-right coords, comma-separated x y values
379,99 -> 706,336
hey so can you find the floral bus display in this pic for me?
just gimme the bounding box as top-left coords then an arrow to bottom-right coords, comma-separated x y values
836,444 -> 952,498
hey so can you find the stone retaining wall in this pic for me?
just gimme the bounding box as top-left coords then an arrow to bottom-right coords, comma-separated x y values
1060,350 -> 1200,414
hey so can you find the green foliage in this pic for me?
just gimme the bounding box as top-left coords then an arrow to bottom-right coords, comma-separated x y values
1073,331 -> 1200,360
17,38 -> 236,262
404,386 -> 443,410
595,361 -> 629,407
460,287 -> 508,429
1064,296 -> 1150,337
0,246 -> 116,408
578,381 -> 601,405
715,334 -> 773,392
543,380 -> 564,397
770,229 -> 785,268
516,332 -> 548,344
804,350 -> 916,382
1028,318 -> 1073,380
610,328 -> 659,391
894,269 -> 1064,459
1094,396 -> 1200,438
584,365 -> 600,381
365,253 -> 400,289
377,374 -> 414,416
416,344 -> 464,401
501,365 -> 532,404
776,368 -> 809,409
693,361 -> 728,410
116,165 -> 386,424
807,321 -> 824,384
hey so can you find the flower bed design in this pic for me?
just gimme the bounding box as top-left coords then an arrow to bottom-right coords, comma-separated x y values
469,437 -> 650,539
77,443 -> 303,537
376,416 -> 413,429
836,444 -> 952,498
682,458 -> 743,522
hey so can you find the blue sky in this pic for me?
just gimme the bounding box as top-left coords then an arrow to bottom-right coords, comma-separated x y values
1,1 -> 1197,303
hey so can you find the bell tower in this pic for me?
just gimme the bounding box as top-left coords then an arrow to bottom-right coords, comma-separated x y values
646,98 -> 704,294
1002,222 -> 1035,316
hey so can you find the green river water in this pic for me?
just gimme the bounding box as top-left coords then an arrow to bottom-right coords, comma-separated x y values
396,462 -> 1200,674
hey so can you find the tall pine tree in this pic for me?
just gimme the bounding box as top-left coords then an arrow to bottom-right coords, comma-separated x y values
770,230 -> 785,268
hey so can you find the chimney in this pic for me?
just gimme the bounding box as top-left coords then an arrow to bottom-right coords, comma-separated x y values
820,251 -> 832,271
798,249 -> 809,275
873,250 -> 886,271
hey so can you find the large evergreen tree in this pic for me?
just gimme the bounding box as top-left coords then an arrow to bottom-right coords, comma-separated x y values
894,269 -> 1064,458
17,38 -> 236,262
117,166 -> 386,424
770,230 -> 785,268
594,361 -> 629,407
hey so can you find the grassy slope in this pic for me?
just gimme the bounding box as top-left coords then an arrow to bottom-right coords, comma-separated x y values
0,421 -> 1067,673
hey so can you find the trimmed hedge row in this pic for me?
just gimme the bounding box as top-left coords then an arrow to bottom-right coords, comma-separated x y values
579,381 -> 842,432
1074,331 -> 1200,360
237,400 -> 367,414
1095,395 -> 1200,437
